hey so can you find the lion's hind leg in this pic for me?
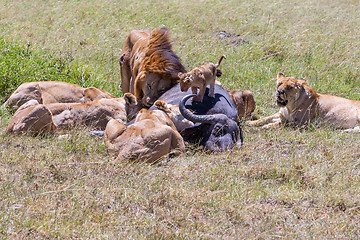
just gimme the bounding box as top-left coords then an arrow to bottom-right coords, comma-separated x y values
209,80 -> 215,98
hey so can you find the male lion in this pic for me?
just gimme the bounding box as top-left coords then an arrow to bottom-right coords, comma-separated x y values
119,27 -> 185,107
247,72 -> 360,130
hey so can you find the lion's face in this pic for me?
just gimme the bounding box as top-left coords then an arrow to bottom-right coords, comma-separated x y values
141,73 -> 175,107
276,73 -> 306,107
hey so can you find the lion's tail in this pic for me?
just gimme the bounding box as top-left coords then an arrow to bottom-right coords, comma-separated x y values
215,55 -> 226,68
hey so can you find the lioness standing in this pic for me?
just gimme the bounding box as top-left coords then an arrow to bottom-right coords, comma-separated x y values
247,72 -> 360,130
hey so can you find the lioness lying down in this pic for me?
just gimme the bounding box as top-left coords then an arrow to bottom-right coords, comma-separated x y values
5,93 -> 142,135
2,81 -> 115,109
104,109 -> 185,163
247,73 -> 360,130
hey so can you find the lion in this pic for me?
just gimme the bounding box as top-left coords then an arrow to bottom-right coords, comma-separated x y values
5,93 -> 143,135
104,108 -> 185,163
178,55 -> 226,102
2,81 -> 115,109
119,28 -> 185,107
246,72 -> 360,130
228,89 -> 256,121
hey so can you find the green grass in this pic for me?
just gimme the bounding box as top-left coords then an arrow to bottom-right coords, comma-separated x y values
1,0 -> 360,238
0,38 -> 119,105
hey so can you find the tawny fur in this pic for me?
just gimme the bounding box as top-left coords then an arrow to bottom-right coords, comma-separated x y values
104,109 -> 185,163
247,73 -> 360,130
119,28 -> 185,107
5,94 -> 142,135
2,81 -> 115,109
229,90 -> 256,121
178,55 -> 226,102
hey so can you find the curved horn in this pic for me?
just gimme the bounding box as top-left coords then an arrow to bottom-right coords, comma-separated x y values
179,94 -> 218,124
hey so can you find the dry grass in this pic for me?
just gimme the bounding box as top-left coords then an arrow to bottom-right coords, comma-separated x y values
1,0 -> 360,238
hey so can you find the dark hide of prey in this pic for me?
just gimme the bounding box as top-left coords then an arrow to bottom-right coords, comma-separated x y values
149,83 -> 243,151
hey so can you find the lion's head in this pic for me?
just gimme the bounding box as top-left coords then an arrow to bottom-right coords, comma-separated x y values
124,93 -> 144,122
178,72 -> 192,92
276,72 -> 307,107
133,28 -> 185,107
135,71 -> 180,107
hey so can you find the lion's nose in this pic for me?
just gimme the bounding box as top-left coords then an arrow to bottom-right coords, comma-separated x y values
143,97 -> 154,107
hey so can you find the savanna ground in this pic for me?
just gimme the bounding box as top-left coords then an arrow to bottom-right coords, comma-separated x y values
1,0 -> 360,238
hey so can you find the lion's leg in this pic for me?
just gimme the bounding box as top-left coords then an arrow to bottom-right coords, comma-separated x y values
119,53 -> 132,94
209,80 -> 215,98
191,87 -> 200,101
196,85 -> 207,102
246,112 -> 281,127
260,121 -> 283,129
104,119 -> 127,150
191,86 -> 198,95
170,129 -> 185,156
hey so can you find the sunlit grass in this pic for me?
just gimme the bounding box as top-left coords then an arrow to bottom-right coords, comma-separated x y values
1,0 -> 360,238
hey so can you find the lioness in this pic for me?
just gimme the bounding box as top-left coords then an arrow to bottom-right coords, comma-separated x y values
104,108 -> 185,163
5,93 -> 142,135
247,72 -> 360,130
178,55 -> 226,102
2,81 -> 115,109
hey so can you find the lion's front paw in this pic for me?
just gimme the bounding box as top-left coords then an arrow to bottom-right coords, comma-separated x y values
245,120 -> 261,127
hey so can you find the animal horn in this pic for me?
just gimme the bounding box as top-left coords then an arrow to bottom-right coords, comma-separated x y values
179,94 -> 217,124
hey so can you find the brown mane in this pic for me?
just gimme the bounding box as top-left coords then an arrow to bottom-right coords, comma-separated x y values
142,28 -> 185,78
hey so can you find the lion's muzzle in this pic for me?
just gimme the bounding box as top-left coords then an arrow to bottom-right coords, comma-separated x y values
276,91 -> 288,106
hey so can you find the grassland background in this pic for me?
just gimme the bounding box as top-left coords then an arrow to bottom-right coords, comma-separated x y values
1,0 -> 360,238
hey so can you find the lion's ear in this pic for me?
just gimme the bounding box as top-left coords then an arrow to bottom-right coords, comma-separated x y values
297,78 -> 306,85
177,72 -> 185,80
124,93 -> 138,106
277,72 -> 285,79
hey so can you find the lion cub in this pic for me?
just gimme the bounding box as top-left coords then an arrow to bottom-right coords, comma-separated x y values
178,55 -> 226,102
